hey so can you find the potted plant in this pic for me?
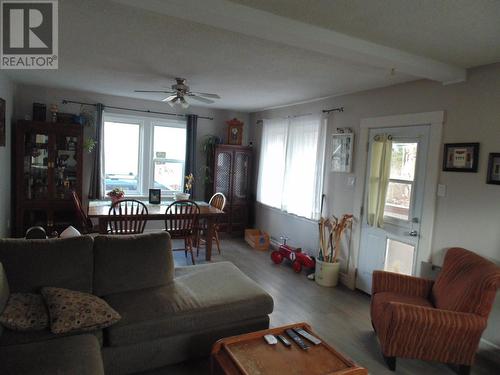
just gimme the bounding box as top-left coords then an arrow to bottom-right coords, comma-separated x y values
107,188 -> 125,205
315,214 -> 353,287
175,173 -> 194,201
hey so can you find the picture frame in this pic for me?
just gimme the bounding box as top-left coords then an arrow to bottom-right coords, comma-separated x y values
331,132 -> 354,173
148,188 -> 161,204
442,143 -> 479,172
226,118 -> 243,145
486,153 -> 500,185
0,98 -> 5,147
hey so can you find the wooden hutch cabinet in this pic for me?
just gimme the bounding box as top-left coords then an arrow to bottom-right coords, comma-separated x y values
13,120 -> 83,237
213,145 -> 252,234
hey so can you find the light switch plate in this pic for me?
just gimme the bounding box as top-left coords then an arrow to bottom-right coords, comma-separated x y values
437,184 -> 446,197
347,176 -> 356,187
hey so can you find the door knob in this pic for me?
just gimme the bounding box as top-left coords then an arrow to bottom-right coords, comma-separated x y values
408,230 -> 418,237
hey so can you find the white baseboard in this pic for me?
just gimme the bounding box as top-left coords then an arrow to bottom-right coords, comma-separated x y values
480,337 -> 500,351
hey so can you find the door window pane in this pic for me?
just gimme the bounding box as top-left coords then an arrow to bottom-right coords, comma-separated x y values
104,121 -> 140,193
385,239 -> 415,275
385,181 -> 412,220
390,142 -> 417,181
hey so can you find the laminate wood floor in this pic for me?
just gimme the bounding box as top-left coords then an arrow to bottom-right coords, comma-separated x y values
140,238 -> 499,375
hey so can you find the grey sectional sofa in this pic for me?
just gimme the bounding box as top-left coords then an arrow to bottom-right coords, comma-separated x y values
0,232 -> 273,374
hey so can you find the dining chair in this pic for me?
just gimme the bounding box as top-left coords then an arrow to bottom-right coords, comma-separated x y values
71,190 -> 98,234
108,199 -> 148,235
197,192 -> 226,256
164,200 -> 200,265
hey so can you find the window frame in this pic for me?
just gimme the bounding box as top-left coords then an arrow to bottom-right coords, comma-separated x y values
103,112 -> 186,198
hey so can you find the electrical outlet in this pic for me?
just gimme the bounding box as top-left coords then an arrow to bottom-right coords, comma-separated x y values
437,184 -> 446,197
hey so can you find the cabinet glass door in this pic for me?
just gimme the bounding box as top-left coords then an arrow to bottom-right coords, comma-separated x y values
233,151 -> 250,203
54,135 -> 79,199
214,150 -> 232,198
24,132 -> 50,200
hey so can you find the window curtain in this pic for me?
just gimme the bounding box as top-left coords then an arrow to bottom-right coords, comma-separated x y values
257,118 -> 287,208
257,115 -> 325,220
88,103 -> 104,199
185,114 -> 198,196
367,134 -> 392,227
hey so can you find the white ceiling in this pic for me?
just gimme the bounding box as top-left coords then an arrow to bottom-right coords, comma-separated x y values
5,0 -> 499,112
229,0 -> 500,68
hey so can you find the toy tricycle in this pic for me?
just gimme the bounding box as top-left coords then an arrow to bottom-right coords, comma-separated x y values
271,237 -> 315,273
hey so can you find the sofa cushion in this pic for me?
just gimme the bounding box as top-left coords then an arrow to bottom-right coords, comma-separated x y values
371,292 -> 433,335
0,334 -> 104,375
41,287 -> 121,334
0,327 -> 103,347
0,236 -> 94,293
0,293 -> 48,331
104,262 -> 274,346
0,263 -> 9,337
93,232 -> 173,296
432,247 -> 500,316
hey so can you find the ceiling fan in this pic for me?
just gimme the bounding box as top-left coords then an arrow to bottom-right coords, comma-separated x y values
134,78 -> 220,108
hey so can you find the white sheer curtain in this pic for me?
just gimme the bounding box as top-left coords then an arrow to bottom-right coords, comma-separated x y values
257,115 -> 326,220
257,118 -> 287,208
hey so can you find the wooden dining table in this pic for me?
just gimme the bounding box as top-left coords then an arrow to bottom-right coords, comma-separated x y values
87,200 -> 225,261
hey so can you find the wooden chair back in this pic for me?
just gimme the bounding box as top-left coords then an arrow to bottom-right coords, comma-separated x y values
164,200 -> 200,239
209,192 -> 226,211
71,190 -> 93,233
108,199 -> 148,235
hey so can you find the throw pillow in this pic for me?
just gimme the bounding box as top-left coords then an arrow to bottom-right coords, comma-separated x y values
41,287 -> 121,334
0,293 -> 49,331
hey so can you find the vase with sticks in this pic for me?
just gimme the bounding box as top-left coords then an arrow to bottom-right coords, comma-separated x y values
315,214 -> 353,287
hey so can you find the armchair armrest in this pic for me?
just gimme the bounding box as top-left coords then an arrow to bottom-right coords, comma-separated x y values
372,270 -> 434,298
382,302 -> 487,364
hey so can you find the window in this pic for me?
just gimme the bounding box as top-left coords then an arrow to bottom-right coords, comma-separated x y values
257,115 -> 325,220
103,113 -> 186,197
384,142 -> 418,221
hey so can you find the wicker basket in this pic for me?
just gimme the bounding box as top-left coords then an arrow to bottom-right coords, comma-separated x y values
244,229 -> 270,251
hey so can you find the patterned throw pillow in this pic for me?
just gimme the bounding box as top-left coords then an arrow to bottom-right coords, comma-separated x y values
0,293 -> 49,331
41,287 -> 121,334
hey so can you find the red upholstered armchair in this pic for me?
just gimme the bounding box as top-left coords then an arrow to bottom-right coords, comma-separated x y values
371,248 -> 500,375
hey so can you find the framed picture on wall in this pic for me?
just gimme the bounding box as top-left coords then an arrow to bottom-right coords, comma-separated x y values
487,153 -> 500,185
442,143 -> 479,172
0,98 -> 5,147
331,131 -> 354,173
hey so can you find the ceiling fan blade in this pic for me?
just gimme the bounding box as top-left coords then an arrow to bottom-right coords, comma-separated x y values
187,95 -> 214,104
190,92 -> 220,99
167,97 -> 178,108
162,95 -> 178,102
134,90 -> 175,93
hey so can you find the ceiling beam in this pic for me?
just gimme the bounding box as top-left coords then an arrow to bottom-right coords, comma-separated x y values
112,0 -> 466,84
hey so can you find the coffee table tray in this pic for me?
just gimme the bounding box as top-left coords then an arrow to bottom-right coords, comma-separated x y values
211,322 -> 367,375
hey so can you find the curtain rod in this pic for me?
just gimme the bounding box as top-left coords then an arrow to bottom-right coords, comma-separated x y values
322,106 -> 344,114
61,100 -> 214,120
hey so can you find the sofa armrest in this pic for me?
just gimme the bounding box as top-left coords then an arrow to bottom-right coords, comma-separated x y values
372,270 -> 434,298
382,302 -> 486,364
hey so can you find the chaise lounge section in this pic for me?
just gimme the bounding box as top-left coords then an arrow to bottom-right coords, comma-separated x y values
0,232 -> 274,374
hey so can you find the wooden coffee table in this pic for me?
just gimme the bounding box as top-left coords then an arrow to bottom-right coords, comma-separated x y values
211,322 -> 367,375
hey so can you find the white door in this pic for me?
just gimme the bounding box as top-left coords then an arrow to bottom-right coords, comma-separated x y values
357,125 -> 430,294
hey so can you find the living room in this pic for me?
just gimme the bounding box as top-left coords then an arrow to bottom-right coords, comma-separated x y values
0,1 -> 499,374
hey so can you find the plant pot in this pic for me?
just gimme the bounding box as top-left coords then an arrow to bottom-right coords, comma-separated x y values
315,259 -> 340,287
175,192 -> 190,201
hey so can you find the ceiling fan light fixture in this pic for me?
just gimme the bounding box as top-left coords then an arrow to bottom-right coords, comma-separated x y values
167,97 -> 178,108
180,97 -> 189,109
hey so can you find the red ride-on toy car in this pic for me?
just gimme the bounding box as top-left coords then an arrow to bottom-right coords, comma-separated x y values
271,237 -> 315,273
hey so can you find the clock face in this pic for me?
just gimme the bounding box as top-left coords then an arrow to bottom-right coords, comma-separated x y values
232,128 -> 238,135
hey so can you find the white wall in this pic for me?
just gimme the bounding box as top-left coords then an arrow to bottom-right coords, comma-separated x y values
0,73 -> 15,237
14,84 -> 250,202
249,63 -> 500,347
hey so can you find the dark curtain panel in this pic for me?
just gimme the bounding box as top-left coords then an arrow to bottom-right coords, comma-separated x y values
185,114 -> 198,196
88,103 -> 104,199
